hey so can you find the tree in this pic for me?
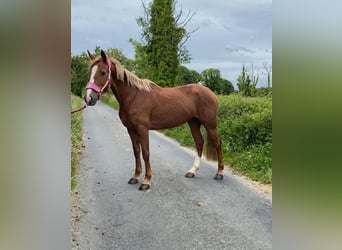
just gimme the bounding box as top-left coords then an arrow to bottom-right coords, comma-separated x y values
129,38 -> 150,78
94,46 -> 134,70
94,46 -> 102,56
178,66 -> 201,84
220,79 -> 234,95
237,65 -> 257,96
131,0 -> 197,87
263,62 -> 272,88
201,68 -> 221,93
71,53 -> 89,97
106,48 -> 134,71
200,68 -> 234,95
248,63 -> 259,87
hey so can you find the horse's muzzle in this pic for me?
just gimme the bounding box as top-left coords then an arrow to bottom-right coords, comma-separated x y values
84,94 -> 97,106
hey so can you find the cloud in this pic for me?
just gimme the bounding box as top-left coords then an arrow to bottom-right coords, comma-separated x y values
225,45 -> 255,54
194,15 -> 232,31
71,0 -> 272,87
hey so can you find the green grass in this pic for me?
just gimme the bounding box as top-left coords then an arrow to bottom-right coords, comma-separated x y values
71,94 -> 84,190
101,93 -> 120,110
100,93 -> 272,184
229,143 -> 272,183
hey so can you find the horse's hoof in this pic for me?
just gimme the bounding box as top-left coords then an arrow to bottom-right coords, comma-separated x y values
128,178 -> 139,184
139,184 -> 150,191
213,174 -> 223,180
185,172 -> 195,178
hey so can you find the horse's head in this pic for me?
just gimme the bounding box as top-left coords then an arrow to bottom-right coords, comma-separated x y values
84,49 -> 112,106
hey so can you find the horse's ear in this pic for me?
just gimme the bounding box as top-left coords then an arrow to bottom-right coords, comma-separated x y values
87,50 -> 95,60
100,49 -> 107,62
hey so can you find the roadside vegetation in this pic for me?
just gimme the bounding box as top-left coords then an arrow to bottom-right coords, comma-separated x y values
71,94 -> 84,190
100,93 -> 272,184
101,94 -> 120,110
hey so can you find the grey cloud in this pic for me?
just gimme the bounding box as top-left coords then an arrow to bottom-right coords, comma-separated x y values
72,0 -> 271,86
225,45 -> 255,54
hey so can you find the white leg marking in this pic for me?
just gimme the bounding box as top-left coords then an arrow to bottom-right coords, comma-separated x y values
188,155 -> 201,174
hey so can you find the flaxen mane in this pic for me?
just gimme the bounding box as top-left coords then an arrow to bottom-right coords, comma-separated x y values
110,58 -> 159,92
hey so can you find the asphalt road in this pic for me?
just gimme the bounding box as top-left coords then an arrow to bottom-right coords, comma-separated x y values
71,101 -> 272,250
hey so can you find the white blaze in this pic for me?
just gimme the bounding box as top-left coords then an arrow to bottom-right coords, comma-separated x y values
90,65 -> 98,82
86,65 -> 98,100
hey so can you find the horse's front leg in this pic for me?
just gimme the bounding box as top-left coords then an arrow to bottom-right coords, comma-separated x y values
137,127 -> 152,191
127,129 -> 142,184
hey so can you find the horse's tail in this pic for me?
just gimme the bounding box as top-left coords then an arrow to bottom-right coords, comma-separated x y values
205,132 -> 218,161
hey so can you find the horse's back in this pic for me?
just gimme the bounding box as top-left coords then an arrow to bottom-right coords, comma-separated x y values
179,83 -> 218,110
145,83 -> 218,129
173,83 -> 219,122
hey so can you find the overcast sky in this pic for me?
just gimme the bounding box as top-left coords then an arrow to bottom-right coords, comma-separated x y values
71,0 -> 272,87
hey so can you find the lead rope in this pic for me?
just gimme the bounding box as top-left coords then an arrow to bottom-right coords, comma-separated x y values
71,103 -> 87,114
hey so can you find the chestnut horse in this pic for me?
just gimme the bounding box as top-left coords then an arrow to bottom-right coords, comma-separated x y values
84,50 -> 224,191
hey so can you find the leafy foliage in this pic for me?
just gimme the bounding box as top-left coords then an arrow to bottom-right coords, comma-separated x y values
71,52 -> 89,97
263,62 -> 272,88
217,95 -> 272,152
132,0 -> 196,87
178,65 -> 201,84
129,38 -> 150,78
254,87 -> 272,97
105,47 -> 135,70
237,65 -> 257,97
201,68 -> 234,95
71,94 -> 83,190
220,79 -> 235,95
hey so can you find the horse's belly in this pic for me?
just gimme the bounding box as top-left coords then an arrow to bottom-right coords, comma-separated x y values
149,108 -> 193,130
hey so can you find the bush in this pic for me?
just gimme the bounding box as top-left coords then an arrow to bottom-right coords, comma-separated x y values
71,53 -> 89,97
254,87 -> 272,97
218,95 -> 272,152
163,94 -> 272,183
217,95 -> 272,183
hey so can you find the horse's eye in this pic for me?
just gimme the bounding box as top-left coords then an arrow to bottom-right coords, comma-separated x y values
101,71 -> 106,76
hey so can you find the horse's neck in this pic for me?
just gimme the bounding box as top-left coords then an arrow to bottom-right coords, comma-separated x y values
110,78 -> 136,107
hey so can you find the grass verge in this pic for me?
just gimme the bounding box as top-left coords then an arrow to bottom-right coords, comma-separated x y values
101,93 -> 120,110
71,94 -> 84,190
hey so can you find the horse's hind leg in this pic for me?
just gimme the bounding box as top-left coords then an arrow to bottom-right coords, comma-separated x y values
185,118 -> 204,178
205,126 -> 224,180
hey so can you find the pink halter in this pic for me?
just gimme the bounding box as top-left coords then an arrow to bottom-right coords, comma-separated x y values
86,59 -> 112,96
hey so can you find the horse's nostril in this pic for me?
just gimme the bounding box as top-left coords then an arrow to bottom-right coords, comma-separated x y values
84,95 -> 92,105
